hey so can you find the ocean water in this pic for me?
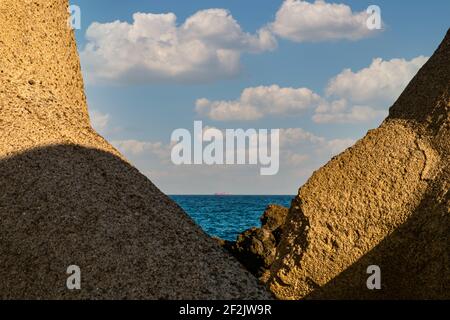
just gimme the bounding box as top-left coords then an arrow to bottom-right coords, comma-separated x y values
170,195 -> 294,241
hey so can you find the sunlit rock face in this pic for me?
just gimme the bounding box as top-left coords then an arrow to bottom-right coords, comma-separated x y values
268,29 -> 450,300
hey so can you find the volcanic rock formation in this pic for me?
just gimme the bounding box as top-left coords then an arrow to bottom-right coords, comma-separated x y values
0,0 -> 270,299
267,29 -> 450,300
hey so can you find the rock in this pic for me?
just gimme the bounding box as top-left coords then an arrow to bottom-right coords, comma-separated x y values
260,204 -> 290,242
267,29 -> 450,300
0,0 -> 270,299
219,205 -> 289,281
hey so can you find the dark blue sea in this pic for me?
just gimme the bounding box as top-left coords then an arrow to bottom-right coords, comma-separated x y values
170,195 -> 294,241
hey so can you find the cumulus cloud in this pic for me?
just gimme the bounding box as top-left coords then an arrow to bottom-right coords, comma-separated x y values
107,126 -> 356,194
196,85 -> 322,121
279,129 -> 355,175
80,2 -> 387,85
313,100 -> 388,124
279,128 -> 324,146
271,0 -> 378,43
279,128 -> 355,158
113,127 -> 353,168
326,56 -> 429,105
112,139 -> 170,160
313,56 -> 428,123
196,55 -> 426,124
89,110 -> 110,133
324,138 -> 356,155
285,153 -> 310,166
81,9 -> 277,84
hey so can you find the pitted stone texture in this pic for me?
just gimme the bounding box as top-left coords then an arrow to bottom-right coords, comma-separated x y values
268,30 -> 450,300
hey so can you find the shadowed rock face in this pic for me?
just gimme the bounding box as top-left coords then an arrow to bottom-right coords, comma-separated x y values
267,29 -> 450,300
0,0 -> 270,299
218,205 -> 289,280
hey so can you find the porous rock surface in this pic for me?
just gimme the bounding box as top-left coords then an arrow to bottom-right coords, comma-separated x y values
267,29 -> 450,300
218,205 -> 289,280
0,0 -> 270,299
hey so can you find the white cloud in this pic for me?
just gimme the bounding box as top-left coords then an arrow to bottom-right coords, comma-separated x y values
112,127 -> 352,168
285,153 -> 310,166
279,128 -> 354,159
106,126 -> 357,194
197,55 -> 426,124
313,100 -> 387,124
112,139 -> 170,161
326,56 -> 429,105
279,128 -> 324,146
312,56 -> 428,123
196,85 -> 322,121
324,138 -> 356,155
80,2 -> 388,85
89,110 -> 110,133
271,0 -> 377,43
277,129 -> 356,181
81,9 -> 276,84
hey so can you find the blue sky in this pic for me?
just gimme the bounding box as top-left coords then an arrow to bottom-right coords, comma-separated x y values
71,0 -> 449,194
